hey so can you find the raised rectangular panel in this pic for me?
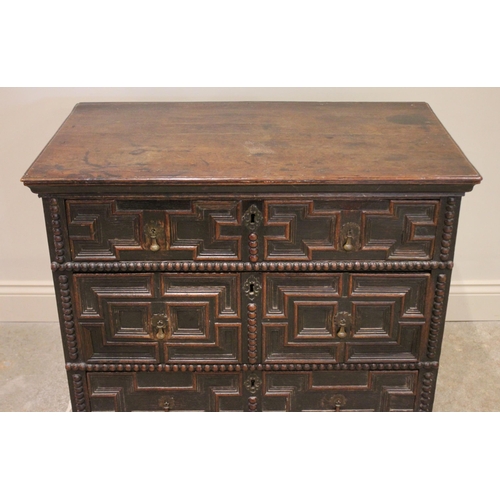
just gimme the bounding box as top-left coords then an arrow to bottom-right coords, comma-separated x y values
261,371 -> 418,412
66,199 -> 243,261
262,273 -> 431,363
73,273 -> 244,364
88,372 -> 244,411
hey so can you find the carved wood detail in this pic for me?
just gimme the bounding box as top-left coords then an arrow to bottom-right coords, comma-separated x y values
73,273 -> 242,364
262,371 -> 419,411
50,198 -> 66,264
248,396 -> 258,411
165,201 -> 242,260
66,200 -> 242,261
427,274 -> 447,359
418,371 -> 436,411
261,273 -> 430,364
87,372 -> 243,411
53,260 -> 454,272
361,201 -> 439,260
248,232 -> 259,263
66,361 -> 439,372
58,275 -> 78,360
72,374 -> 87,411
261,199 -> 440,261
263,201 -> 340,260
247,303 -> 258,364
440,198 -> 456,261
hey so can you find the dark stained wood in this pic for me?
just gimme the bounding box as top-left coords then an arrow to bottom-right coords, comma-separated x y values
73,273 -> 243,364
261,371 -> 420,411
63,197 -> 446,262
25,103 -> 481,411
261,273 -> 431,364
21,102 -> 481,191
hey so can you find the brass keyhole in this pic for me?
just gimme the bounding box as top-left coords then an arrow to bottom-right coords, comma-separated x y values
249,283 -> 254,293
244,375 -> 261,394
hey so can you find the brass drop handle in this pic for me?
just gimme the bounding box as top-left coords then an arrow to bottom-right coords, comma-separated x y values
148,227 -> 160,252
155,319 -> 167,339
340,223 -> 360,252
152,314 -> 169,340
337,318 -> 348,339
333,312 -> 351,339
159,399 -> 173,411
343,231 -> 354,252
332,395 -> 346,412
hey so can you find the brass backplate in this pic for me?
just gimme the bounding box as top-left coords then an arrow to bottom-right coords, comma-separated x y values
340,222 -> 361,252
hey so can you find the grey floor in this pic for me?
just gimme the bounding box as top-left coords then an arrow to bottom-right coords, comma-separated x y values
0,322 -> 499,411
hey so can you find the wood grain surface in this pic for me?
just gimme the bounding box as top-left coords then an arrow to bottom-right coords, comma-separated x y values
21,102 -> 481,188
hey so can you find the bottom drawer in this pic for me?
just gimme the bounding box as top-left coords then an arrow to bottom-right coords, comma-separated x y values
87,371 -> 245,412
82,368 -> 434,412
261,371 -> 420,412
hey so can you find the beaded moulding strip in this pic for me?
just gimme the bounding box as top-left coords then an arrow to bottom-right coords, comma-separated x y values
418,371 -> 435,412
440,197 -> 456,261
58,275 -> 78,361
72,374 -> 86,412
52,260 -> 454,272
66,361 -> 439,372
427,274 -> 447,359
50,198 -> 65,264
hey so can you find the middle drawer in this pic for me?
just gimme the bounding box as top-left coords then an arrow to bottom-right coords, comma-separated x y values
70,272 -> 434,365
72,273 -> 244,364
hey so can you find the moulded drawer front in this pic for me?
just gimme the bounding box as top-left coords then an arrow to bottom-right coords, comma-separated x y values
261,370 -> 419,412
66,199 -> 244,261
261,199 -> 441,261
72,273 -> 243,364
86,369 -> 421,412
261,273 -> 432,364
87,371 -> 246,411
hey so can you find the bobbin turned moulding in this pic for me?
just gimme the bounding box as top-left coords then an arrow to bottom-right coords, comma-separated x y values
21,102 -> 482,411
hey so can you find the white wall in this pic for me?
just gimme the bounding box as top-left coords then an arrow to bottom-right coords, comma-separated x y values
1,87 -> 498,321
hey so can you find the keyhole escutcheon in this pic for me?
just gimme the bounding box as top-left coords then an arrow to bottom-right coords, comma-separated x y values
244,375 -> 262,394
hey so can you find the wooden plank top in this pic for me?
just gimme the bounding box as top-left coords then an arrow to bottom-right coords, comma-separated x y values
21,102 -> 482,191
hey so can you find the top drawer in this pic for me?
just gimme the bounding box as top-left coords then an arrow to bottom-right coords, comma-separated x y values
64,198 -> 449,262
66,199 -> 244,261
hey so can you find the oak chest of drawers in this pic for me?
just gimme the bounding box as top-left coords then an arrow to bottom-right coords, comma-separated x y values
22,102 -> 481,411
